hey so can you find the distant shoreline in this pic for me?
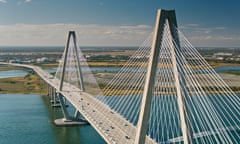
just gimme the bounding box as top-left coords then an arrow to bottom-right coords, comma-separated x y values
0,62 -> 240,94
36,61 -> 240,68
208,62 -> 240,68
0,70 -> 47,95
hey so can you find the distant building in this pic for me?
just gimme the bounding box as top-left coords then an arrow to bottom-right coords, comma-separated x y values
213,52 -> 232,57
85,54 -> 91,59
216,57 -> 224,60
22,60 -> 33,64
36,57 -> 48,63
213,52 -> 233,61
56,59 -> 61,63
9,60 -> 18,63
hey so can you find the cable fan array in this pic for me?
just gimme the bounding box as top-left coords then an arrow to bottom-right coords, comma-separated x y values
54,24 -> 239,143
96,33 -> 153,125
55,32 -> 101,96
95,20 -> 239,143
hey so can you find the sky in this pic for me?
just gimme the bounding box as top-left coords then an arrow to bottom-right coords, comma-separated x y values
0,0 -> 240,47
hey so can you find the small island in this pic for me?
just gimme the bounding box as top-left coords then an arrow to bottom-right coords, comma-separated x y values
0,65 -> 47,94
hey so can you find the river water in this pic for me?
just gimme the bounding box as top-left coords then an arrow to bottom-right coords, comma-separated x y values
0,66 -> 239,144
0,93 -> 106,144
0,70 -> 28,79
0,70 -> 106,144
45,65 -> 240,73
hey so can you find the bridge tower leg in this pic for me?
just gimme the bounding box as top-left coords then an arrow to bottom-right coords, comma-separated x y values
51,88 -> 61,107
54,31 -> 88,126
135,9 -> 193,144
70,30 -> 85,119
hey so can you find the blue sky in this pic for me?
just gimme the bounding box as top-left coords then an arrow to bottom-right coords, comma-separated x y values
0,0 -> 239,47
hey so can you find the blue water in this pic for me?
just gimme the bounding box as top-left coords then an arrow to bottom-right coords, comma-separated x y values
0,66 -> 239,78
44,67 -> 122,74
1,66 -> 236,76
0,66 -> 239,143
214,66 -> 240,73
0,67 -> 121,78
45,66 -> 240,74
99,94 -> 239,143
0,94 -> 106,144
0,70 -> 106,144
0,70 -> 28,78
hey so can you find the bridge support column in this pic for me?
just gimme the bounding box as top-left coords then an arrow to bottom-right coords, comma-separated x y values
51,87 -> 56,103
135,9 -> 193,144
74,110 -> 80,118
51,88 -> 61,107
53,92 -> 88,126
58,92 -> 70,119
47,84 -> 49,97
48,85 -> 52,99
48,85 -> 51,99
49,86 -> 54,101
54,31 -> 88,127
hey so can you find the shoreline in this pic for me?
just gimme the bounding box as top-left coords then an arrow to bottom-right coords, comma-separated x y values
0,74 -> 47,95
37,61 -> 240,68
208,62 -> 240,68
1,62 -> 240,94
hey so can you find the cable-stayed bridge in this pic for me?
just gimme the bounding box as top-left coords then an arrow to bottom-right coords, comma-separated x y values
1,9 -> 239,144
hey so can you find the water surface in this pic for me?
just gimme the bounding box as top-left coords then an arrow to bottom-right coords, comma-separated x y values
0,94 -> 106,144
0,70 -> 27,78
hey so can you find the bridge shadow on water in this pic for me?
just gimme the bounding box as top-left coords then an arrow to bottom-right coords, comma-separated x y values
41,95 -> 106,144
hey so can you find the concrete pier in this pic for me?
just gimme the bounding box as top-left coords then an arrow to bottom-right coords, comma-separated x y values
54,117 -> 89,126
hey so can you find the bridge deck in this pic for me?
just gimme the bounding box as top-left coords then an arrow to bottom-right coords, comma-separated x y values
0,62 -> 156,144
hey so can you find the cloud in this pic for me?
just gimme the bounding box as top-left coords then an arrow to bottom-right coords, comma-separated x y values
0,23 -> 239,47
189,35 -> 240,41
186,24 -> 199,27
178,24 -> 240,47
18,0 -> 32,5
0,24 -> 153,46
0,0 -> 7,3
24,0 -> 32,3
180,24 -> 226,34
